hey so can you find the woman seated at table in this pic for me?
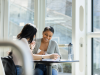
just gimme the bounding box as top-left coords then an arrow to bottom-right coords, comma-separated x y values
8,23 -> 59,75
33,26 -> 61,75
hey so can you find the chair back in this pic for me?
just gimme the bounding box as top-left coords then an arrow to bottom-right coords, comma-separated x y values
0,40 -> 33,75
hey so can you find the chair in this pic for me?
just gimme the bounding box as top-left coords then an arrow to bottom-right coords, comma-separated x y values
0,40 -> 34,75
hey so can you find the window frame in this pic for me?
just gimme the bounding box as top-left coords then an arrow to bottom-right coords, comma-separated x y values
34,0 -> 46,38
0,0 -> 10,40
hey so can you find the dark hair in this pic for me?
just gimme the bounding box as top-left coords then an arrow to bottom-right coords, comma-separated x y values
43,26 -> 54,34
17,23 -> 37,44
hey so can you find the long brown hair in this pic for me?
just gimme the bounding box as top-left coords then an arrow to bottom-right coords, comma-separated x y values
17,23 -> 37,44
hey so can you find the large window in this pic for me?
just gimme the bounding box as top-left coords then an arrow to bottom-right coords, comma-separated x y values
93,38 -> 100,75
9,0 -> 34,39
46,0 -> 72,74
92,0 -> 100,75
46,0 -> 72,44
93,0 -> 100,32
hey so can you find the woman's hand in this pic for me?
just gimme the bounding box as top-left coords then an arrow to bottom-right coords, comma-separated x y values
50,53 -> 60,60
30,41 -> 36,50
7,51 -> 12,56
37,51 -> 45,55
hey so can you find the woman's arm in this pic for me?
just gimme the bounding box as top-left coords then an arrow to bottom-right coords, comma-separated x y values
55,42 -> 61,58
30,50 -> 59,60
32,53 -> 59,60
30,41 -> 36,50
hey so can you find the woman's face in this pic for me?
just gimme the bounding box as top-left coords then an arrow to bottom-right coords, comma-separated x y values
42,30 -> 53,43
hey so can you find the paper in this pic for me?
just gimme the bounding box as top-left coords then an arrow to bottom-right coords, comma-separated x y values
42,57 -> 60,61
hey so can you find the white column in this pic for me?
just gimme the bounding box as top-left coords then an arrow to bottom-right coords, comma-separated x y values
0,0 -> 4,40
72,0 -> 87,75
86,0 -> 92,75
0,0 -> 10,57
34,0 -> 46,38
0,0 -> 10,40
4,0 -> 10,40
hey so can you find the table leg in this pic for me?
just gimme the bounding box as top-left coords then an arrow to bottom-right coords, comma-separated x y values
47,65 -> 52,75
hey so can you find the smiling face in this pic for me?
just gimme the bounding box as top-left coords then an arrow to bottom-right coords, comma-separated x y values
42,30 -> 53,43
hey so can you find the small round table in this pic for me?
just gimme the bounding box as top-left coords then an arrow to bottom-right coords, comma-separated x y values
33,59 -> 79,75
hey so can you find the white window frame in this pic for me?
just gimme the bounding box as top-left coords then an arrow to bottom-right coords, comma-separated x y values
0,0 -> 9,40
34,0 -> 46,38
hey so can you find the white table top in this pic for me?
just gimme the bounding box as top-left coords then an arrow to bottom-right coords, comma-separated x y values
33,59 -> 79,65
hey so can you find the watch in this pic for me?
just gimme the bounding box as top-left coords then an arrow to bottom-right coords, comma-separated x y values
41,55 -> 44,59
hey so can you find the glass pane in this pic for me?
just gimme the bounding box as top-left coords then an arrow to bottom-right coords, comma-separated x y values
46,0 -> 72,44
93,38 -> 100,75
9,0 -> 34,39
93,0 -> 100,32
58,47 -> 72,75
46,0 -> 72,74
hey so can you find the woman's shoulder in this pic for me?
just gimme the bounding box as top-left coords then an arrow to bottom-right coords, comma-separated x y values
21,38 -> 27,42
35,38 -> 41,44
50,40 -> 57,45
20,38 -> 28,45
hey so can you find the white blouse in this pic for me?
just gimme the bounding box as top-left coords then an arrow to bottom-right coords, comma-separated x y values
37,49 -> 48,55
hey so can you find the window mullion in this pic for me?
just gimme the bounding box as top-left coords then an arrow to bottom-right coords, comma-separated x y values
86,0 -> 92,75
34,0 -> 46,38
87,32 -> 100,38
3,0 -> 9,40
